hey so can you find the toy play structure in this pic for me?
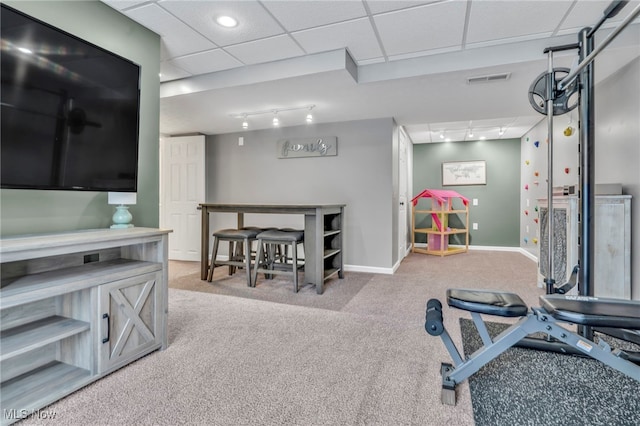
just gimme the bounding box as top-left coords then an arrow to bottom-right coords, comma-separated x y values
411,189 -> 469,257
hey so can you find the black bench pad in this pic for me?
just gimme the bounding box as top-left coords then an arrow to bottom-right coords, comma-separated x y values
541,295 -> 640,329
447,289 -> 528,317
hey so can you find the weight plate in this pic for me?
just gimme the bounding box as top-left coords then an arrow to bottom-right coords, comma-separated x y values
528,67 -> 579,116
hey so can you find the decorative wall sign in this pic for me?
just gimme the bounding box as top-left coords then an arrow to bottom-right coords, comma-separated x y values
442,160 -> 487,186
277,137 -> 337,159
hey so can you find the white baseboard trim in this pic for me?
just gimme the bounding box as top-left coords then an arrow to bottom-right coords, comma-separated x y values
412,243 -> 538,261
344,264 -> 395,275
517,248 -> 538,262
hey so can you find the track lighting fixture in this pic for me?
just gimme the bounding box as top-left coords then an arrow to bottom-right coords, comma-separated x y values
498,127 -> 505,136
231,104 -> 315,130
468,129 -> 474,138
440,132 -> 445,139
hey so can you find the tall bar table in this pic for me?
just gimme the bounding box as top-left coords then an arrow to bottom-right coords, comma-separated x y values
199,204 -> 345,294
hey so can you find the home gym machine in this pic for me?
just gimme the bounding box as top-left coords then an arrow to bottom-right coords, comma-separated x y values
425,1 -> 640,405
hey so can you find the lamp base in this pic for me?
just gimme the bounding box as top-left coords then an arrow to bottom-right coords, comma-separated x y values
111,205 -> 134,229
110,224 -> 134,229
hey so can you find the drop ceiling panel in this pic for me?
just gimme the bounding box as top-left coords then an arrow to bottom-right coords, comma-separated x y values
225,35 -> 305,65
439,129 -> 468,141
126,4 -> 216,60
158,0 -> 283,46
102,0 -> 145,10
374,1 -> 467,56
292,18 -> 384,62
170,49 -> 243,75
365,1 -> 438,15
466,1 -> 572,44
558,1 -> 638,34
262,0 -> 367,32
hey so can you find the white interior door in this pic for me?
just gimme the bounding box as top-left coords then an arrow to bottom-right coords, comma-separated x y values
398,127 -> 409,259
160,135 -> 205,261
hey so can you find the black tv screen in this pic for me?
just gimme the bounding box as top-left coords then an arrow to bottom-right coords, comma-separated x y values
1,4 -> 140,192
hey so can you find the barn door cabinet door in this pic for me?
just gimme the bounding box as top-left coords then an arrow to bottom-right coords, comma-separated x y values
97,272 -> 163,374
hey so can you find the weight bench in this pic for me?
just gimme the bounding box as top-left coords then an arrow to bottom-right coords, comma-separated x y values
425,289 -> 640,405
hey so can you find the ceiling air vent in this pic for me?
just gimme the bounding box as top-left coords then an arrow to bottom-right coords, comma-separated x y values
467,72 -> 511,84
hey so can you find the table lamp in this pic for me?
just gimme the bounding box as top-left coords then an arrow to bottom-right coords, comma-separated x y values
108,192 -> 137,229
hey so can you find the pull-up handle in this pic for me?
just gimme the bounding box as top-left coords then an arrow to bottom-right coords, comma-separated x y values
543,43 -> 579,54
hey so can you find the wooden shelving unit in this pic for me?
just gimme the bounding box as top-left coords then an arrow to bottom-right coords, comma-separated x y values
0,228 -> 170,425
411,189 -> 469,257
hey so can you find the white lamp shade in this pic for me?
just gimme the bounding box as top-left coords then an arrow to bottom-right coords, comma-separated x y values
108,192 -> 137,205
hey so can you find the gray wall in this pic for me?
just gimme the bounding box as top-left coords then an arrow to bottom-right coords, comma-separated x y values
206,118 -> 396,270
596,57 -> 640,299
412,139 -> 521,247
520,57 -> 639,300
0,1 -> 161,236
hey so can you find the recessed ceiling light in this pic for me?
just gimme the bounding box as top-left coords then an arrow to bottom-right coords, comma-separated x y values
216,16 -> 238,28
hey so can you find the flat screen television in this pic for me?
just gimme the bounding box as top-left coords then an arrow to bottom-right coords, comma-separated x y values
1,4 -> 141,192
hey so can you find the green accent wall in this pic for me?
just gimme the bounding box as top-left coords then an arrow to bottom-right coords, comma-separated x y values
0,1 -> 161,237
412,139 -> 521,247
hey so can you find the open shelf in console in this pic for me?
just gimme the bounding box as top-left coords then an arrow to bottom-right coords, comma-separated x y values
1,361 -> 93,418
0,259 -> 162,309
0,316 -> 90,362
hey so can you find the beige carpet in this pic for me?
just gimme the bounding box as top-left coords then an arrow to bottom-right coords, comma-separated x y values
21,250 -> 543,425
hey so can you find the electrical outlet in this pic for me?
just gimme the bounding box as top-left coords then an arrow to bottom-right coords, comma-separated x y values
238,136 -> 244,146
473,198 -> 478,206
472,223 -> 478,230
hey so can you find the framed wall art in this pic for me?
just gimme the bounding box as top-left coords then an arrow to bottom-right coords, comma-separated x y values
442,160 -> 487,186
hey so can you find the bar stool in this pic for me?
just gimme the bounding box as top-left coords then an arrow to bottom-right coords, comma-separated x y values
207,228 -> 260,286
252,229 -> 305,292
